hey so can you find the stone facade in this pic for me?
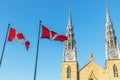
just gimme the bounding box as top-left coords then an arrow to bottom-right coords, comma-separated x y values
79,60 -> 120,80
62,62 -> 78,80
62,58 -> 120,80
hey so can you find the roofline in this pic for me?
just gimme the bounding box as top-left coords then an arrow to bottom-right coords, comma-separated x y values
79,60 -> 105,71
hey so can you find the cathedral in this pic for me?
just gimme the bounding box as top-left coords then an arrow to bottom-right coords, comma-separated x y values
62,4 -> 120,80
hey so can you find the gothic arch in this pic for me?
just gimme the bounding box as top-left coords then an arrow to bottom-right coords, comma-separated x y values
113,64 -> 118,77
67,66 -> 71,78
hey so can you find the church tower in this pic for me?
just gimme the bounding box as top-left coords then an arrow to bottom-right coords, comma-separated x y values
105,3 -> 120,60
105,2 -> 120,80
62,11 -> 78,80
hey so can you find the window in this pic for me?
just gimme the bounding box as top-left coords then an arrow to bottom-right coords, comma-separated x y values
90,78 -> 93,80
107,32 -> 109,36
68,43 -> 71,49
110,40 -> 113,47
109,31 -> 112,35
113,64 -> 118,77
67,66 -> 71,78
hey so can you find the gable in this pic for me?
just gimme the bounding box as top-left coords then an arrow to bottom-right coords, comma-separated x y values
80,61 -> 104,71
79,61 -> 107,80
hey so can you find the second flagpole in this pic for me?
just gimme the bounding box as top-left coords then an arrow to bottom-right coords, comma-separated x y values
33,20 -> 41,80
0,24 -> 10,68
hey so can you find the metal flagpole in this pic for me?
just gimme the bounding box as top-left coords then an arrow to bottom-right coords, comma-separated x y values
33,20 -> 41,80
0,24 -> 10,68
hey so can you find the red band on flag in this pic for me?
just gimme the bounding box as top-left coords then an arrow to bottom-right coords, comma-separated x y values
8,28 -> 16,41
41,25 -> 50,39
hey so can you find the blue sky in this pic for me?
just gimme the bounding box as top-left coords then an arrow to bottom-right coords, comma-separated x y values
0,0 -> 120,80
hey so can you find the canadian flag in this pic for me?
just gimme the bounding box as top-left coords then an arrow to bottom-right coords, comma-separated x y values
8,28 -> 30,50
41,25 -> 67,42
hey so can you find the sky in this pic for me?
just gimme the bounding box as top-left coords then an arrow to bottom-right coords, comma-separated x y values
0,0 -> 120,80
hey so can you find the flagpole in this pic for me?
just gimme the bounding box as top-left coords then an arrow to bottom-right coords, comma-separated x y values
33,20 -> 41,80
0,24 -> 10,68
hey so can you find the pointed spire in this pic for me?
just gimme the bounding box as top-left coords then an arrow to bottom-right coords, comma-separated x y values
62,10 -> 77,62
106,1 -> 111,23
68,9 -> 72,26
65,9 -> 75,50
105,1 -> 120,60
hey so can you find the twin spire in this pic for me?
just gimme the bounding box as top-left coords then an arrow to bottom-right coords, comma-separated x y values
68,10 -> 72,26
65,10 -> 76,51
106,2 -> 111,23
63,10 -> 77,62
63,2 -> 120,62
105,2 -> 120,60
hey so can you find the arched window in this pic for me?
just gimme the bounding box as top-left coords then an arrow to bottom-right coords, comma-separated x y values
67,66 -> 71,78
113,64 -> 118,77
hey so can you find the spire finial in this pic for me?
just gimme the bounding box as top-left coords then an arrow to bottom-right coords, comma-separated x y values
106,0 -> 111,23
106,0 -> 108,8
68,7 -> 72,26
90,52 -> 93,61
68,6 -> 72,13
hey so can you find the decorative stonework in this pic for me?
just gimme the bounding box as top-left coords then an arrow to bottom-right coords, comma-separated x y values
62,3 -> 120,80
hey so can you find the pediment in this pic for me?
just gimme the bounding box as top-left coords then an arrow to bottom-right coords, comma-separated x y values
79,60 -> 105,72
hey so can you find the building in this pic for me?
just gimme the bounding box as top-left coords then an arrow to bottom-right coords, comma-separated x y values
62,3 -> 120,80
